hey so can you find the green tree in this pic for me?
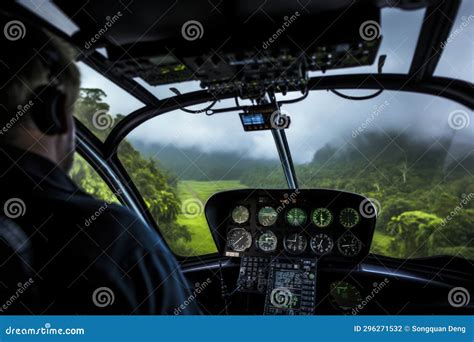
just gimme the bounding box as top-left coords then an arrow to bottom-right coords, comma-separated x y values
387,211 -> 443,258
70,154 -> 119,203
430,209 -> 474,258
73,88 -> 193,255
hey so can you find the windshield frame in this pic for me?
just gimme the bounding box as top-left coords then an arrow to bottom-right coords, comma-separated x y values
77,76 -> 472,263
13,0 -> 473,262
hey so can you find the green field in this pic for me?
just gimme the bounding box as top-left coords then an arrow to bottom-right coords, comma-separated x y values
176,180 -> 394,257
176,180 -> 247,256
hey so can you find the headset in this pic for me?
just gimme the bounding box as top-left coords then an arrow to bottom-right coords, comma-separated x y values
29,39 -> 68,136
0,14 -> 68,136
30,84 -> 67,136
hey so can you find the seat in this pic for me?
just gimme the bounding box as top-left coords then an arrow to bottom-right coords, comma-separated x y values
0,216 -> 37,314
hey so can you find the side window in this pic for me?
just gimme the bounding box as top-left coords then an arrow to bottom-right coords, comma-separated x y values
73,63 -> 144,141
70,153 -> 120,204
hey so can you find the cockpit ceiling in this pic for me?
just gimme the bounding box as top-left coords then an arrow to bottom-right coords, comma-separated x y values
50,0 -> 436,98
53,0 -> 430,46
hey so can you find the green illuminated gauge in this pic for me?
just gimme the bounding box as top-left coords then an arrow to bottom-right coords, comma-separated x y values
310,233 -> 334,256
258,206 -> 278,226
339,208 -> 360,228
231,205 -> 249,224
283,232 -> 307,255
312,208 -> 333,228
329,281 -> 363,312
337,232 -> 362,257
256,230 -> 278,253
286,208 -> 307,226
226,228 -> 252,252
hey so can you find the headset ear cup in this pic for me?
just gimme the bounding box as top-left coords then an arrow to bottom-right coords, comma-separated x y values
30,86 -> 66,135
50,91 -> 67,134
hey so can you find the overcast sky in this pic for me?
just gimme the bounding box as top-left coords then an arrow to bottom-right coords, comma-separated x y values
25,0 -> 473,164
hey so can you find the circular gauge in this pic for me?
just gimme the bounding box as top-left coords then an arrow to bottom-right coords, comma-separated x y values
256,230 -> 278,253
286,208 -> 307,226
231,205 -> 249,224
258,206 -> 278,226
312,208 -> 333,228
329,281 -> 363,312
283,233 -> 307,255
339,208 -> 360,228
310,233 -> 334,255
227,228 -> 252,252
337,233 -> 362,257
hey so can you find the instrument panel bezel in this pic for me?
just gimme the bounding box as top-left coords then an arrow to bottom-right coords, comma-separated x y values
205,189 -> 377,262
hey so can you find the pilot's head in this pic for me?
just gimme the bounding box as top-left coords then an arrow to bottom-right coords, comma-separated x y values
0,18 -> 80,172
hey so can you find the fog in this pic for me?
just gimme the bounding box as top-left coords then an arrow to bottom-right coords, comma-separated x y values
72,2 -> 473,164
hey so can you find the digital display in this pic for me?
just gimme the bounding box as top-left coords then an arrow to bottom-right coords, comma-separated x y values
239,112 -> 272,131
241,113 -> 265,126
239,105 -> 291,131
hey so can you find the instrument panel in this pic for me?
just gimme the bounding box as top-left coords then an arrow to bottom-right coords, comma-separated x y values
205,189 -> 377,261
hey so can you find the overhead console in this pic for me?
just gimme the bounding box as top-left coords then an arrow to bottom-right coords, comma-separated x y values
58,1 -> 382,99
205,189 -> 377,315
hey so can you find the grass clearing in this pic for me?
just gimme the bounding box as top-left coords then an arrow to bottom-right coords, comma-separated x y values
176,180 -> 247,256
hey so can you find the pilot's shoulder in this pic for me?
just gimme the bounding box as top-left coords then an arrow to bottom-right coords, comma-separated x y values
83,200 -> 147,230
70,197 -> 156,244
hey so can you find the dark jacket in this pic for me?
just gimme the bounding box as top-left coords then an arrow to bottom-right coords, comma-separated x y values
0,145 -> 199,314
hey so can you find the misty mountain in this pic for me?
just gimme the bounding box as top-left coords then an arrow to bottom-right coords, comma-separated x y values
130,139 -> 280,181
130,131 -> 473,183
310,131 -> 474,176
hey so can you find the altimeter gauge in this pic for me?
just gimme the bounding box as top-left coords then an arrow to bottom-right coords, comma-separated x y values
227,228 -> 252,252
283,233 -> 307,255
337,233 -> 362,257
257,230 -> 278,253
310,233 -> 334,255
312,208 -> 333,228
339,208 -> 360,228
231,205 -> 250,224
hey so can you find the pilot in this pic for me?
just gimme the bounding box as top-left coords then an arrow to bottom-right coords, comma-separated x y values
0,19 -> 200,314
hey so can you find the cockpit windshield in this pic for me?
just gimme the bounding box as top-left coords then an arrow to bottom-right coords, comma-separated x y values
103,90 -> 474,259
